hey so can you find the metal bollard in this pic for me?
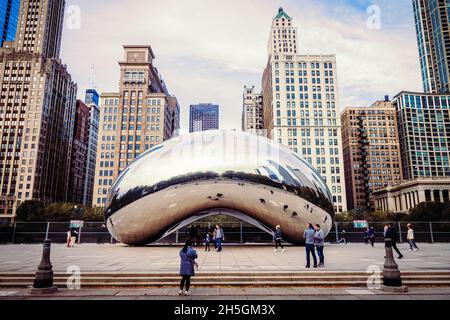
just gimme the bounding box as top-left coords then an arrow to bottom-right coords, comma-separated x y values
381,238 -> 408,292
29,239 -> 58,294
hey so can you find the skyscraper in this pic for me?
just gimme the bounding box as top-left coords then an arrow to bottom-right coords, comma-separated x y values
261,8 -> 347,213
83,89 -> 100,206
0,0 -> 77,224
68,100 -> 90,205
393,91 -> 450,180
242,86 -> 263,135
92,45 -> 179,207
341,99 -> 403,211
189,104 -> 219,133
0,0 -> 20,47
413,0 -> 450,93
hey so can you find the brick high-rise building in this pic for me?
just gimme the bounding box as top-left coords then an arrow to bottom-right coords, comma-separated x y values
93,45 -> 179,207
341,99 -> 403,211
242,86 -> 263,135
0,0 -> 77,224
68,100 -> 90,204
261,8 -> 347,213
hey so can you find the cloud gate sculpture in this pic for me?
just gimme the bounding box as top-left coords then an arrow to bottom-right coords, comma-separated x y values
105,130 -> 335,245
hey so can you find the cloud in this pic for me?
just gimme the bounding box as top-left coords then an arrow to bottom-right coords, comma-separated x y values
61,0 -> 423,130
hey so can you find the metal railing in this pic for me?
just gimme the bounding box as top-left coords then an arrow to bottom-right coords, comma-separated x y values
331,221 -> 450,244
0,221 -> 449,244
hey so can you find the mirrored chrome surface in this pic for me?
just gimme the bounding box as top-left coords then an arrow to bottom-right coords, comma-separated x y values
106,130 -> 335,245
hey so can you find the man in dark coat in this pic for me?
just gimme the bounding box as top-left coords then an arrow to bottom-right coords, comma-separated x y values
384,223 -> 404,259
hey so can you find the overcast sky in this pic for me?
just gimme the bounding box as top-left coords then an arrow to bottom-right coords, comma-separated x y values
61,0 -> 423,133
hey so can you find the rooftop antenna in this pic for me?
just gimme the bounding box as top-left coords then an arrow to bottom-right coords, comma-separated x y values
88,64 -> 96,89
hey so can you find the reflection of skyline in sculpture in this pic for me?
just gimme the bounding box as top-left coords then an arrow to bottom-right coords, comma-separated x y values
105,130 -> 335,245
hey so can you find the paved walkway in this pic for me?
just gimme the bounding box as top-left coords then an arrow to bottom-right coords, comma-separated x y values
0,243 -> 449,272
1,287 -> 450,300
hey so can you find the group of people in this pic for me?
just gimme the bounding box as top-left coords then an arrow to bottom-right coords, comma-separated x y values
66,228 -> 79,247
383,223 -> 420,259
189,224 -> 225,253
303,223 -> 325,268
178,222 -> 422,295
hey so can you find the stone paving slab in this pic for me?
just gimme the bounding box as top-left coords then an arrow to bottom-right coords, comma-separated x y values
1,287 -> 450,300
0,243 -> 449,273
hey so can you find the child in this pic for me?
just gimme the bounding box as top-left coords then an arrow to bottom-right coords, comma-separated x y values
205,231 -> 212,252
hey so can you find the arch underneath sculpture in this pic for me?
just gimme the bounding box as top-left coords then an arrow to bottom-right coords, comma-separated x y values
157,208 -> 275,243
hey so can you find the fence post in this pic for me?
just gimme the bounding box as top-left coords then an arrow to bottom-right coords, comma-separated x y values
45,222 -> 50,240
12,222 -> 17,244
240,222 -> 243,244
335,221 -> 339,244
429,222 -> 434,244
78,225 -> 82,245
110,235 -> 114,244
397,222 -> 403,243
175,230 -> 179,244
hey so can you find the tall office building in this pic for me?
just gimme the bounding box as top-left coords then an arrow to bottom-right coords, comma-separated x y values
341,99 -> 403,211
242,86 -> 263,135
0,0 -> 20,47
261,8 -> 347,213
189,104 -> 219,133
93,45 -> 179,206
393,91 -> 450,180
83,89 -> 100,206
413,0 -> 450,93
0,0 -> 77,224
68,100 -> 90,204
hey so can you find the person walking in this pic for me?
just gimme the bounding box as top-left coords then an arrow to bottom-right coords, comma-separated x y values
214,224 -> 224,252
385,223 -> 404,259
314,224 -> 325,267
273,225 -> 285,253
66,228 -> 72,248
368,227 -> 376,247
338,229 -> 348,244
407,224 -> 419,252
69,228 -> 78,247
205,231 -> 212,252
304,223 -> 318,268
179,240 -> 198,296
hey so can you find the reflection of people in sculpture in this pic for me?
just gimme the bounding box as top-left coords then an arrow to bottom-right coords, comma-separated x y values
195,225 -> 202,246
189,225 -> 197,245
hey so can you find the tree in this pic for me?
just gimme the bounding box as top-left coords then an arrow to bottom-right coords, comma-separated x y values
15,200 -> 45,222
83,206 -> 105,222
408,202 -> 450,221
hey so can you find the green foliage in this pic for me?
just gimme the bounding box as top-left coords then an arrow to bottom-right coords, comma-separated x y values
409,202 -> 450,221
15,201 -> 105,222
15,200 -> 45,222
336,202 -> 449,222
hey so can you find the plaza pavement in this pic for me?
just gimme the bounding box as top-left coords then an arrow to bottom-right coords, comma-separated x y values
1,287 -> 450,300
0,243 -> 449,273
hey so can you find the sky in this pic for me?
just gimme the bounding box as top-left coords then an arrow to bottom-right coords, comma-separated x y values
61,0 -> 423,133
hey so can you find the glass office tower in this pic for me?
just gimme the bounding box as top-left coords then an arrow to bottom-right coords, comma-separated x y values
0,0 -> 20,47
413,0 -> 450,93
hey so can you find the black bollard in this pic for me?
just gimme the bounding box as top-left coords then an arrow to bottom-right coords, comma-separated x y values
29,239 -> 58,294
381,238 -> 408,292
